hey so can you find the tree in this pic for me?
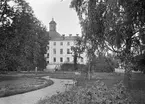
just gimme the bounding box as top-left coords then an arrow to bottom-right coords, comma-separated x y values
70,0 -> 145,80
70,0 -> 107,79
0,0 -> 49,72
71,37 -> 85,71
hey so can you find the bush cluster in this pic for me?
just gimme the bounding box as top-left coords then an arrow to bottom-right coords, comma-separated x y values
89,57 -> 119,73
60,63 -> 86,72
38,80 -> 135,104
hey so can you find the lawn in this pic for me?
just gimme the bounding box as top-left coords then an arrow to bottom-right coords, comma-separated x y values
0,74 -> 53,97
37,71 -> 145,104
1,71 -> 145,103
46,71 -> 124,88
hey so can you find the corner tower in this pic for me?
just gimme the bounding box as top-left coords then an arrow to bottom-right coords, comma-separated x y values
49,18 -> 56,31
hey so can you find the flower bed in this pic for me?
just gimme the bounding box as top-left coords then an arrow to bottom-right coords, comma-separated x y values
0,77 -> 53,97
38,80 -> 135,104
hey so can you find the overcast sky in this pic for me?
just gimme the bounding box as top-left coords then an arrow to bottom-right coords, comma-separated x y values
26,0 -> 81,36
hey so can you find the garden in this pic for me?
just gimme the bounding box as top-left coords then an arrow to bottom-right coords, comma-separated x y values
0,73 -> 53,97
35,71 -> 145,104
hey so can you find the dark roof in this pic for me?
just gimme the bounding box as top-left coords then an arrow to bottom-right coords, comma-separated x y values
49,20 -> 56,24
49,18 -> 56,24
49,31 -> 61,39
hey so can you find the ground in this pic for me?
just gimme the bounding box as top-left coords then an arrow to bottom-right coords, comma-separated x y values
0,73 -> 53,97
0,71 -> 145,104
39,71 -> 145,104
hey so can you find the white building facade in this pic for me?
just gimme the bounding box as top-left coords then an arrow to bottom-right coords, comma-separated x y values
44,19 -> 87,71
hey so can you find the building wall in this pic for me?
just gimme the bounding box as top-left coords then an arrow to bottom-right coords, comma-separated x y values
45,39 -> 87,71
49,40 -> 74,63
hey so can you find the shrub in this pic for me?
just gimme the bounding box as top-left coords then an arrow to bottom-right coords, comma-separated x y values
93,63 -> 114,72
37,80 -> 135,104
60,63 -> 86,72
88,57 -> 117,72
60,63 -> 74,71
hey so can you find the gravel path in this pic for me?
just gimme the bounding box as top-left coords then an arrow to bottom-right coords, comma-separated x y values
0,76 -> 75,104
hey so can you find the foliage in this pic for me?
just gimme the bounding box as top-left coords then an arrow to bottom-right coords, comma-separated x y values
60,63 -> 86,72
37,80 -> 135,104
60,63 -> 74,71
70,0 -> 145,75
132,53 -> 145,73
71,37 -> 85,70
0,0 -> 48,71
87,56 -> 118,73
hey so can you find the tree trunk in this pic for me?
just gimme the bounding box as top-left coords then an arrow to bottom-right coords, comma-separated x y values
87,62 -> 91,80
124,61 -> 132,89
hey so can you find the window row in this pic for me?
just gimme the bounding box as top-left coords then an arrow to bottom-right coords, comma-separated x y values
53,57 -> 83,63
53,49 -> 71,54
53,57 -> 70,63
53,42 -> 70,46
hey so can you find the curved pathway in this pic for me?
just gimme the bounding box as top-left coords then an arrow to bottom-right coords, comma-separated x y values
0,76 -> 75,104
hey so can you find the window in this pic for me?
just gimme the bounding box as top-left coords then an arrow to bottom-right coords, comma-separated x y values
53,57 -> 56,62
60,49 -> 63,54
60,42 -> 63,45
53,42 -> 56,45
47,53 -> 49,58
81,58 -> 83,62
67,42 -> 70,45
47,46 -> 49,50
60,57 -> 63,62
47,61 -> 49,64
67,57 -> 70,62
53,49 -> 56,54
67,49 -> 70,54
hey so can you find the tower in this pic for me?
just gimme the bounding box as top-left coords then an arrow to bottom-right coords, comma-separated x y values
49,18 -> 56,31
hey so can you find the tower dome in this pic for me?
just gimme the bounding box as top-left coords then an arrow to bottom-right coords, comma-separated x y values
49,18 -> 61,39
49,18 -> 56,31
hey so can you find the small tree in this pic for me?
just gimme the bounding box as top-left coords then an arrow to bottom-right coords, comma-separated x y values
71,37 -> 85,71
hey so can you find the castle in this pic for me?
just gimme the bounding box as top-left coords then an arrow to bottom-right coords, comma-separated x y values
44,18 -> 87,71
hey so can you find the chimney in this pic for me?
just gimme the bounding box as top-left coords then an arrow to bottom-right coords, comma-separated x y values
69,34 -> 72,37
62,34 -> 65,40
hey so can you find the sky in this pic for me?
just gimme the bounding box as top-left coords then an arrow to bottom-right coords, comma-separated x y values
26,0 -> 81,36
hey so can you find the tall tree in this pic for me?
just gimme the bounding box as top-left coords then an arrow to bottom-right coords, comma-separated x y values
70,0 -> 145,79
0,0 -> 48,71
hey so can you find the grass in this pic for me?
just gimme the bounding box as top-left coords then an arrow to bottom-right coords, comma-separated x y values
0,75 -> 53,98
37,71 -> 145,104
46,71 -> 124,88
126,73 -> 145,104
1,71 -> 145,103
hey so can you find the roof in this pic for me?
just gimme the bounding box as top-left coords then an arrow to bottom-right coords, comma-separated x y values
50,36 -> 80,41
49,31 -> 61,39
49,18 -> 56,24
49,20 -> 56,24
